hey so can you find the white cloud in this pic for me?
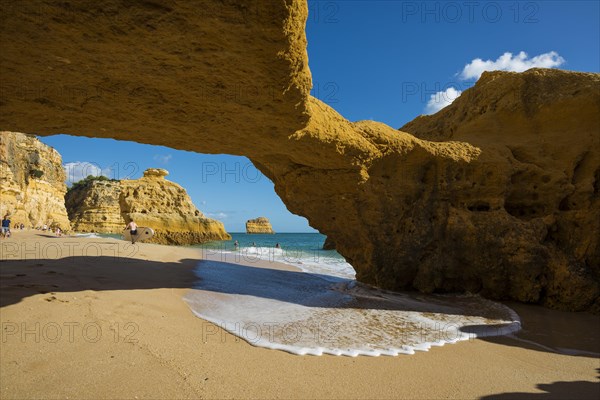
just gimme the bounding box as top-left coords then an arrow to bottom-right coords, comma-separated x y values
460,51 -> 565,80
63,161 -> 113,186
153,154 -> 172,164
424,87 -> 462,115
421,51 -> 565,114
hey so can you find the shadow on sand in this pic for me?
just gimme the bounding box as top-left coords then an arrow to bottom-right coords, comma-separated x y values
0,255 -> 198,308
479,368 -> 600,399
1,254 -> 599,360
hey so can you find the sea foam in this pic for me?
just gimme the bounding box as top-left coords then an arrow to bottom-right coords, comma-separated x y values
73,233 -> 105,239
184,251 -> 520,357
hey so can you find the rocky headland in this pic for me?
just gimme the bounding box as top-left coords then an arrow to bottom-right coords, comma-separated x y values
246,217 -> 274,234
66,168 -> 231,245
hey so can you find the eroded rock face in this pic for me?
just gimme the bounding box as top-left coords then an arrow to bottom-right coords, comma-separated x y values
65,179 -> 124,233
1,2 -> 598,310
66,169 -> 231,245
399,69 -> 600,311
251,71 -> 599,312
0,0 -> 311,156
0,131 -> 71,230
143,168 -> 169,178
246,217 -> 274,234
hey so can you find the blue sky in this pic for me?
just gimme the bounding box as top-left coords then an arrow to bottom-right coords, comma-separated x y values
39,1 -> 599,233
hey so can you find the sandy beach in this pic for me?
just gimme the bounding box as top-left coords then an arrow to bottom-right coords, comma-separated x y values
1,231 -> 598,399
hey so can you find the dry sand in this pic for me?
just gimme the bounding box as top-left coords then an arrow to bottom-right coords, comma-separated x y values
1,231 -> 598,399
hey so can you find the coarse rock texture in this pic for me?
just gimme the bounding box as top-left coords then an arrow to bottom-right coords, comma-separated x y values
65,179 -> 124,233
1,1 -> 598,311
400,69 -> 600,312
0,0 -> 311,155
246,217 -> 274,234
0,131 -> 71,230
120,169 -> 231,245
65,169 -> 230,245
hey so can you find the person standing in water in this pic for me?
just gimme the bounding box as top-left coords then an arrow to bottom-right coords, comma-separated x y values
126,220 -> 138,244
234,240 -> 239,250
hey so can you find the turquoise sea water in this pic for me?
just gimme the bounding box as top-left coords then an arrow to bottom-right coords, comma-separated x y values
201,232 -> 330,253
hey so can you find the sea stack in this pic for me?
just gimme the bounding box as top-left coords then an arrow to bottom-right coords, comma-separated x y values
246,217 -> 274,234
65,168 -> 231,245
0,131 -> 71,230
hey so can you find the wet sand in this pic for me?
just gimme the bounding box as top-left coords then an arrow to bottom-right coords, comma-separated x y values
1,231 -> 598,399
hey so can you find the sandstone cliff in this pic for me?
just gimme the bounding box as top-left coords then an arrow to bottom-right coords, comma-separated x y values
399,69 -> 600,311
246,217 -> 274,234
1,2 -> 598,311
66,168 -> 231,245
0,131 -> 71,230
65,178 -> 124,233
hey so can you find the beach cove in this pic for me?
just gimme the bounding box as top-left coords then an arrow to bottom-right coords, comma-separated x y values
1,231 -> 598,399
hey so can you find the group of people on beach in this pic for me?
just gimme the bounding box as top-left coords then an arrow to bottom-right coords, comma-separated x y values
1,215 -> 63,238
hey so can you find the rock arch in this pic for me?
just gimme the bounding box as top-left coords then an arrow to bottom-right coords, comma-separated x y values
1,1 -> 598,311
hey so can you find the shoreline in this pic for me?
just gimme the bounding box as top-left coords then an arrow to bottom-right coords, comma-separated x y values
1,230 -> 598,399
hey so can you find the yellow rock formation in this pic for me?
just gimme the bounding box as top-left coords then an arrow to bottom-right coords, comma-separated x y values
66,169 -> 230,245
246,217 -> 274,234
0,132 -> 71,230
64,179 -> 124,233
1,2 -> 598,310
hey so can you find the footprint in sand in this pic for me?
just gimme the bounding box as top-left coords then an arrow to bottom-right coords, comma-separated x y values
44,294 -> 68,303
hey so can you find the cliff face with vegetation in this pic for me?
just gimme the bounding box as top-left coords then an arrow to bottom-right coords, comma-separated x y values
0,131 -> 71,230
246,217 -> 274,234
66,169 -> 230,245
1,1 -> 598,311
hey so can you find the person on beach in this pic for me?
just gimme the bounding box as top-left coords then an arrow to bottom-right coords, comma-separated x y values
126,220 -> 138,244
55,227 -> 62,237
275,243 -> 281,249
234,240 -> 239,250
1,215 -> 11,238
